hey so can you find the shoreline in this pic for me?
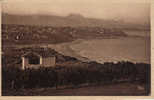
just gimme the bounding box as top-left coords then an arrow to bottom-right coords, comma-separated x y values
68,37 -> 150,64
3,36 -> 150,64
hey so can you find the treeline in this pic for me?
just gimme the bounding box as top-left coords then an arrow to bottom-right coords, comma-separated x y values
2,61 -> 150,91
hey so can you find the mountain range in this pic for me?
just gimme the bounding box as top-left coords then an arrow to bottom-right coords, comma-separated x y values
2,13 -> 150,30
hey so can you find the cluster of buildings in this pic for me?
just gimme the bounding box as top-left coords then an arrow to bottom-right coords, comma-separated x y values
2,24 -> 126,43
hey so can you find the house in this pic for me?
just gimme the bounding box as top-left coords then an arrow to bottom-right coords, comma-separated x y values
21,51 -> 56,70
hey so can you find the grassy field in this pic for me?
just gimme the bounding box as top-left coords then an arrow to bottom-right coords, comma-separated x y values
2,82 -> 149,96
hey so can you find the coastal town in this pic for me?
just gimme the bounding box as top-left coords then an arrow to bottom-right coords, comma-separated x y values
2,1 -> 150,96
2,24 -> 127,45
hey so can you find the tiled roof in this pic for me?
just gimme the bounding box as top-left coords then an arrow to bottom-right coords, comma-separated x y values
21,48 -> 56,58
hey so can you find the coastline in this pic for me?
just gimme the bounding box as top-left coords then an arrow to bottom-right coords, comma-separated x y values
68,37 -> 150,64
3,35 -> 150,64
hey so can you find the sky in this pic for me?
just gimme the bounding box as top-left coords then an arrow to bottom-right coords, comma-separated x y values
2,0 -> 150,24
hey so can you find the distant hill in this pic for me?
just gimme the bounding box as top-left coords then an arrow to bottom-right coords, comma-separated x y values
2,13 -> 150,30
2,24 -> 127,45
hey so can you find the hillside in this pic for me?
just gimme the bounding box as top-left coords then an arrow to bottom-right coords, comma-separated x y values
2,47 -> 81,67
2,47 -> 150,96
2,13 -> 149,45
2,24 -> 127,45
2,13 -> 150,30
2,13 -> 118,28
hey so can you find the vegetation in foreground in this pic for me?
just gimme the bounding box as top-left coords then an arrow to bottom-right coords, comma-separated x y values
2,47 -> 151,96
2,61 -> 150,96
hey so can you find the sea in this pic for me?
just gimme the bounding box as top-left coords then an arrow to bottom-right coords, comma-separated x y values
70,30 -> 150,64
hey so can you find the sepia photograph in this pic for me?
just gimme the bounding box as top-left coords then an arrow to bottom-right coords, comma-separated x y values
1,0 -> 151,96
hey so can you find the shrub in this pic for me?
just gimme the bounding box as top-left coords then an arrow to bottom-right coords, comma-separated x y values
2,61 -> 150,90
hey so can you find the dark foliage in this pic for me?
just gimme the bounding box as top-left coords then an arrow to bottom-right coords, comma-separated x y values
2,61 -> 150,91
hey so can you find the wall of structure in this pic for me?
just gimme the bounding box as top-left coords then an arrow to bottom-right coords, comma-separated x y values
23,57 -> 40,69
22,56 -> 56,69
22,57 -> 29,70
42,57 -> 56,67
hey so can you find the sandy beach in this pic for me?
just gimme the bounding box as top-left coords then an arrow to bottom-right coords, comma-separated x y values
8,30 -> 150,64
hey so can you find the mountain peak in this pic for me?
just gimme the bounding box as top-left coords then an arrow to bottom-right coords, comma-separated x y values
66,13 -> 85,19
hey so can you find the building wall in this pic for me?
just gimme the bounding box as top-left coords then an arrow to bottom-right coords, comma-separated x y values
22,56 -> 56,69
22,57 -> 29,69
24,58 -> 40,69
42,57 -> 56,67
24,58 -> 29,66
